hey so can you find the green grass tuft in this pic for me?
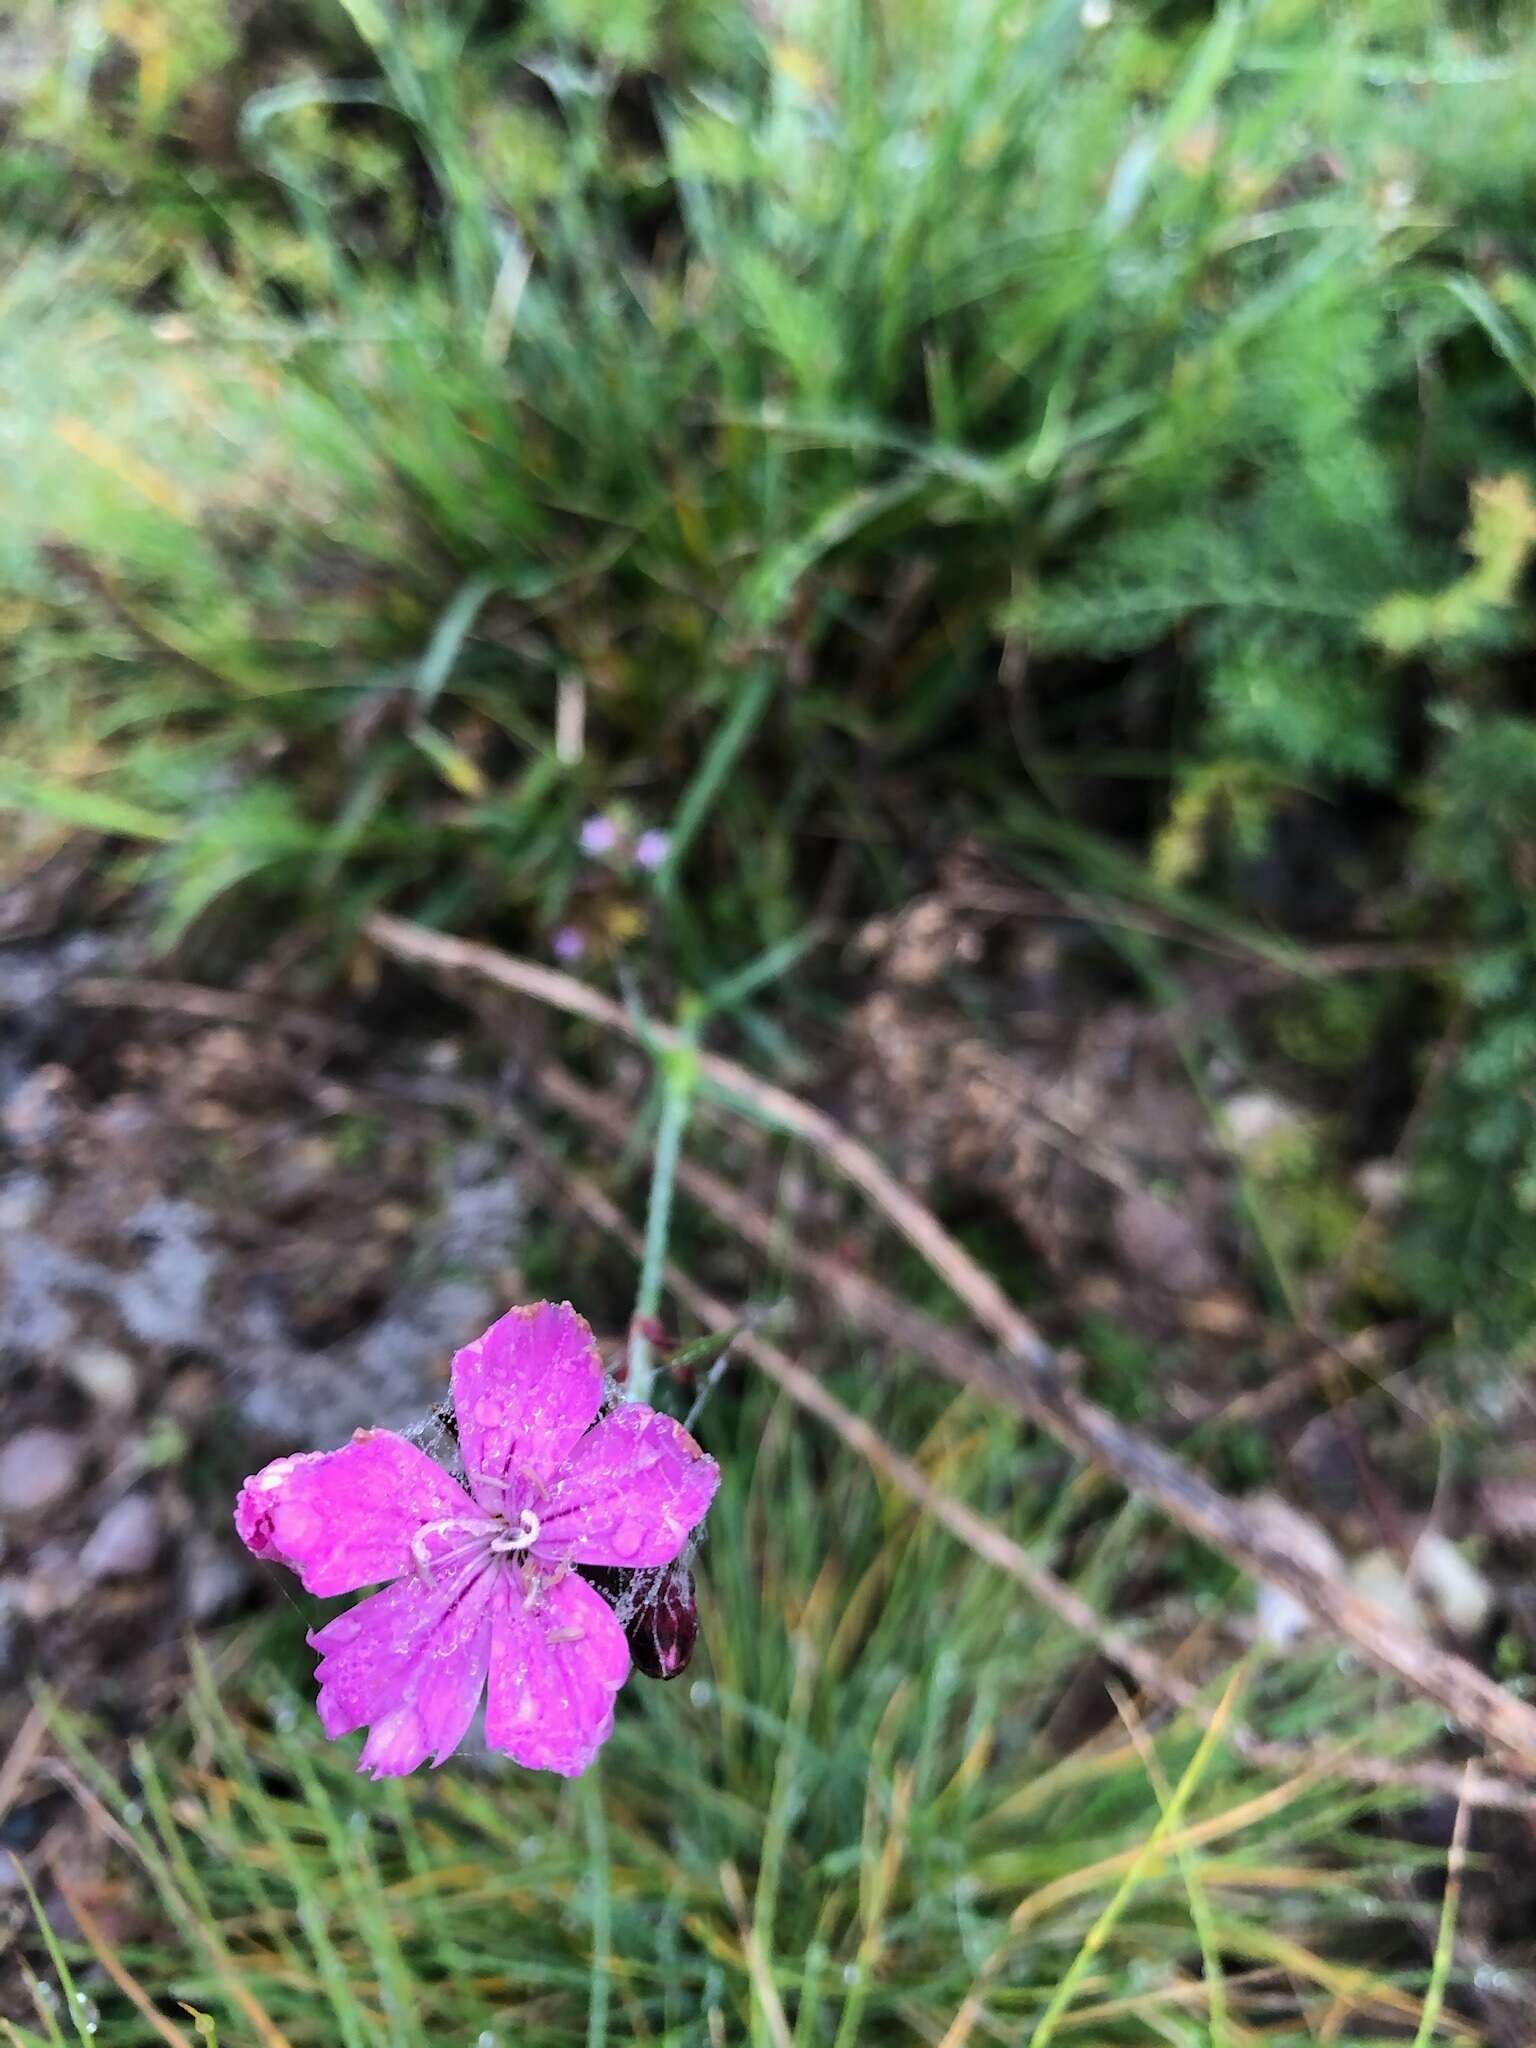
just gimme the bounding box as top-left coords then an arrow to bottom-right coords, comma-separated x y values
26,1376 -> 1461,2045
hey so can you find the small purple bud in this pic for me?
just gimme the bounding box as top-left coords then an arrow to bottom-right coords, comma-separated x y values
552,925 -> 586,962
633,828 -> 671,871
579,813 -> 620,856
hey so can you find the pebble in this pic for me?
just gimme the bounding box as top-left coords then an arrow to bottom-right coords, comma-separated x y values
1411,1529 -> 1493,1640
64,1341 -> 138,1414
1111,1188 -> 1221,1295
1222,1090 -> 1304,1153
80,1493 -> 161,1579
184,1543 -> 249,1624
0,1428 -> 83,1517
0,1173 -> 47,1231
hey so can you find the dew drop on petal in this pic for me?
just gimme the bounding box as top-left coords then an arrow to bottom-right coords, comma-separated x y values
610,1518 -> 644,1560
274,1502 -> 319,1546
473,1395 -> 503,1427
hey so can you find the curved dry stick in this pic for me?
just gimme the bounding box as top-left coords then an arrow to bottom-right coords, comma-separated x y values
364,1057 -> 1536,1813
523,1059 -> 1536,1813
366,912 -> 1536,1773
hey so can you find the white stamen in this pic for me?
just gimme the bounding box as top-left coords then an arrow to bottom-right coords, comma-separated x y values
410,1516 -> 495,1587
489,1507 -> 541,1554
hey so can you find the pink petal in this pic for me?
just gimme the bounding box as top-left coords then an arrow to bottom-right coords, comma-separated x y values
451,1301 -> 605,1505
535,1405 -> 719,1569
235,1431 -> 481,1596
484,1570 -> 630,1777
309,1555 -> 497,1778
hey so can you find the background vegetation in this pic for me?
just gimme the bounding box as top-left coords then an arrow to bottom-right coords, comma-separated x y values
5,0 -> 1536,1333
4,0 -> 1536,2036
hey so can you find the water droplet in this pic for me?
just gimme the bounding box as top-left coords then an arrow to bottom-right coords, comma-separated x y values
610,1519 -> 643,1559
275,1502 -> 319,1546
473,1395 -> 503,1427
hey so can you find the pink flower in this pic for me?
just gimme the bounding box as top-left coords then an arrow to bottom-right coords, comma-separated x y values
551,924 -> 586,962
633,828 -> 671,871
234,1303 -> 719,1779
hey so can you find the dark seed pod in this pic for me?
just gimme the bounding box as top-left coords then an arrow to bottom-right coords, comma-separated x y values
627,1562 -> 698,1681
583,1561 -> 700,1681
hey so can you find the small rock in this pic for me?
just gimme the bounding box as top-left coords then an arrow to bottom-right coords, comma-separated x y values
1480,1477 -> 1536,1539
80,1494 -> 161,1580
184,1543 -> 249,1624
0,1173 -> 47,1231
18,1546 -> 84,1617
1222,1090 -> 1304,1154
0,1428 -> 83,1517
1410,1530 -> 1493,1640
1351,1549 -> 1429,1634
1249,1492 -> 1346,1648
64,1342 -> 138,1415
1111,1188 -> 1222,1295
1355,1158 -> 1408,1212
0,1065 -> 74,1149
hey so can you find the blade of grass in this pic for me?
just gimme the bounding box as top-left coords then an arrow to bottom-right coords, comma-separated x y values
1411,1770 -> 1474,2048
10,1860 -> 99,2047
17,1970 -> 67,2048
654,661 -> 776,895
626,1014 -> 699,1403
1109,1687 -> 1231,2047
1023,1661 -> 1251,2048
583,1770 -> 612,2048
52,1876 -> 198,2048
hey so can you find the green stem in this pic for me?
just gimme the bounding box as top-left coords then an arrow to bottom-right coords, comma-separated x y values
628,1022 -> 699,1405
583,1770 -> 611,2048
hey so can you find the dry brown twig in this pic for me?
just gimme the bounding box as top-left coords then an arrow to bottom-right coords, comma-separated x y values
316,1054 -> 1536,1812
366,913 -> 1536,1777
503,1061 -> 1536,1814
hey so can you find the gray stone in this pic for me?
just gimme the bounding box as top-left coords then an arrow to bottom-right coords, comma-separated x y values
64,1342 -> 138,1414
0,1428 -> 83,1517
80,1493 -> 161,1579
0,1173 -> 47,1231
1222,1090 -> 1304,1154
1111,1188 -> 1222,1295
184,1543 -> 249,1623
